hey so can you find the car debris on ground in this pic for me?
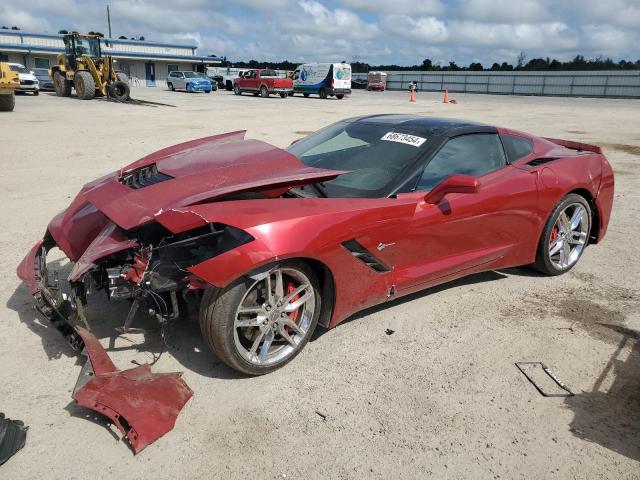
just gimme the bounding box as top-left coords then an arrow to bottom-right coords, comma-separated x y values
72,326 -> 193,454
0,413 -> 28,466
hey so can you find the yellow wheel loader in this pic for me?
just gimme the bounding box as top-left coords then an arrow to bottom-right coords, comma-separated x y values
50,33 -> 130,102
0,62 -> 19,111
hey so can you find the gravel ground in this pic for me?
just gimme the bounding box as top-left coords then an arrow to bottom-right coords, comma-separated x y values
1,87 -> 639,479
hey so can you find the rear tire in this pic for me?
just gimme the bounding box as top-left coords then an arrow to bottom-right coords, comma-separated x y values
303,93 -> 310,98
199,261 -> 321,375
53,71 -> 71,97
260,85 -> 269,98
74,71 -> 95,100
319,88 -> 327,99
533,193 -> 591,276
0,93 -> 15,112
336,94 -> 344,99
279,92 -> 286,98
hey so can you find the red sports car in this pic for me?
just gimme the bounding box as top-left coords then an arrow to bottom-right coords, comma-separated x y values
367,80 -> 385,91
17,115 -> 614,375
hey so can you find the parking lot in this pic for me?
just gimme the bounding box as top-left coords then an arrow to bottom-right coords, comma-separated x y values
1,87 -> 639,479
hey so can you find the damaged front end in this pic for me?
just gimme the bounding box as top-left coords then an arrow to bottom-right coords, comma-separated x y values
17,211 -> 253,351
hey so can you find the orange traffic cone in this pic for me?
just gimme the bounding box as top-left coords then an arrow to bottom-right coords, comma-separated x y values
409,90 -> 416,102
442,89 -> 449,103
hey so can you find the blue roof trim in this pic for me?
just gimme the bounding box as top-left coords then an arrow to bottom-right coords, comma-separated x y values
0,30 -> 198,50
0,42 -> 222,62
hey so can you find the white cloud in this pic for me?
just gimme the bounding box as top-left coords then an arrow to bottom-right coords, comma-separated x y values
459,0 -> 552,23
449,21 -> 579,52
338,0 -> 444,16
0,6 -> 52,30
380,15 -> 448,43
295,0 -> 379,40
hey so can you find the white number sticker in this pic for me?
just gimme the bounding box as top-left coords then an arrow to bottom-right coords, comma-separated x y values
381,132 -> 427,147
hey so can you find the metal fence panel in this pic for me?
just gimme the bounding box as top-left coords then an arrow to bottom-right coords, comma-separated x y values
352,71 -> 640,98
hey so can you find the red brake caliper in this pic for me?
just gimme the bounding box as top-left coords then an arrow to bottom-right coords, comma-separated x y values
284,282 -> 300,332
550,227 -> 559,244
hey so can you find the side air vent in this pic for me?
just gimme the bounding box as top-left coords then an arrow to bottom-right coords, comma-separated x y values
342,240 -> 391,272
120,164 -> 173,189
527,157 -> 559,167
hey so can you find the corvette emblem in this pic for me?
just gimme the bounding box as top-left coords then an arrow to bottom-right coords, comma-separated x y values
377,242 -> 395,251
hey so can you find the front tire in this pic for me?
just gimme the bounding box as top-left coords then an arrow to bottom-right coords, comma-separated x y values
233,83 -> 241,95
74,71 -> 95,100
168,82 -> 175,91
534,193 -> 591,275
199,261 -> 321,375
336,94 -> 344,99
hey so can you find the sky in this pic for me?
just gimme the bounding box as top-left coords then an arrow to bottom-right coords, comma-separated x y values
1,0 -> 639,66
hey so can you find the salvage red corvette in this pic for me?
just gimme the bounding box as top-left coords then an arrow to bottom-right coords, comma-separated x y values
17,115 -> 614,375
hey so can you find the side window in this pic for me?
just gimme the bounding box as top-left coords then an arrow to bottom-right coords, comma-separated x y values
292,70 -> 300,80
417,134 -> 507,190
177,72 -> 184,78
500,134 -> 534,162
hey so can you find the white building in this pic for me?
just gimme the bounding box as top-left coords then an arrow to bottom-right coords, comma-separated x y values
0,30 -> 222,86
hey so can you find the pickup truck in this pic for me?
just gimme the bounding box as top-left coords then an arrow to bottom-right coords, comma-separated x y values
233,69 -> 293,98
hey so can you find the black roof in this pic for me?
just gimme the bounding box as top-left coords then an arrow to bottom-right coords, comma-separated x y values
350,114 -> 495,137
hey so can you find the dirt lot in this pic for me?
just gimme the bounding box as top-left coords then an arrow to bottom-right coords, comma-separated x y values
1,87 -> 639,479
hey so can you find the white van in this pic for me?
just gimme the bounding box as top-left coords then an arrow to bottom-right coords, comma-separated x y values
291,62 -> 351,99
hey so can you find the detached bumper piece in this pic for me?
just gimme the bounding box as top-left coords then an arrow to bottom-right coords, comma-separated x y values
72,327 -> 193,454
0,413 -> 28,466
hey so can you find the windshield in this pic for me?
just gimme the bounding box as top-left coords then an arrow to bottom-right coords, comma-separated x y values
184,72 -> 199,78
33,68 -> 49,76
286,120 -> 429,198
74,37 -> 101,57
195,73 -> 209,79
10,65 -> 27,73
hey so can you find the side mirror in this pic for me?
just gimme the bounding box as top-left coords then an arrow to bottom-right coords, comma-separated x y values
423,174 -> 480,204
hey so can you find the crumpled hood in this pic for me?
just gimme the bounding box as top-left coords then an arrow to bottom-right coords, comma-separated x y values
76,131 -> 344,231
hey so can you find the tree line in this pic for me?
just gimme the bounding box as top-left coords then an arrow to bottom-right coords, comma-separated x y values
219,54 -> 640,72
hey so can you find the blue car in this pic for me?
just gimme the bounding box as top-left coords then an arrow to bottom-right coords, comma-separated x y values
167,71 -> 213,93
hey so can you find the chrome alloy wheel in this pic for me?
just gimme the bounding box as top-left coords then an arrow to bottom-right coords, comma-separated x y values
548,203 -> 589,270
233,267 -> 316,366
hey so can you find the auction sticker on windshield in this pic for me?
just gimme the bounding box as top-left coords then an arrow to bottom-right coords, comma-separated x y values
381,132 -> 427,147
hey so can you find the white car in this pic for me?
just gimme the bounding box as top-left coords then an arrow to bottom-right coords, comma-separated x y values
8,63 -> 39,95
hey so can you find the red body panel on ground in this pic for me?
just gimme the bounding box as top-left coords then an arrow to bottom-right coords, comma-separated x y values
72,327 -> 193,454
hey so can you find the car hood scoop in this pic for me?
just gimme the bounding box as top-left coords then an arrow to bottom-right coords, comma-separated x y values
80,131 -> 345,230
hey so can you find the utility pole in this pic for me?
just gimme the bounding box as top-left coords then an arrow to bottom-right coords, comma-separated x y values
106,4 -> 112,38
